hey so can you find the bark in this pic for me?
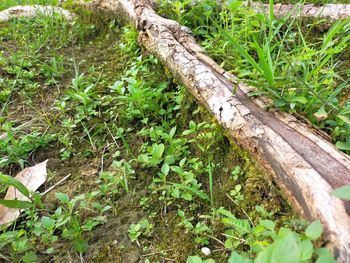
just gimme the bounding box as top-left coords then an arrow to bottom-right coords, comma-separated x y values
0,5 -> 74,22
83,0 -> 350,261
1,1 -> 350,261
189,1 -> 350,20
247,2 -> 350,20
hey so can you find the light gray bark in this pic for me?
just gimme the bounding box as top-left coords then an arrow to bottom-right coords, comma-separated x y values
0,5 -> 74,22
248,2 -> 350,20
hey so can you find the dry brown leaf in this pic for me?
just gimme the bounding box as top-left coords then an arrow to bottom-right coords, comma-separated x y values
0,160 -> 48,226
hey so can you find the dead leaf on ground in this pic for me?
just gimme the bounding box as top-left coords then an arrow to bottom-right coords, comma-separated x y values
0,160 -> 48,226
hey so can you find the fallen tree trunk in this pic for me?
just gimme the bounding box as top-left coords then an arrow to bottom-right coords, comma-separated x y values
82,0 -> 350,261
167,1 -> 350,20
2,1 -> 350,261
248,2 -> 350,20
0,5 -> 74,22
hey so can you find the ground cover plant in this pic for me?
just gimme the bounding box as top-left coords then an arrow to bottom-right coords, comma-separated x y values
0,0 -> 347,262
158,0 -> 350,154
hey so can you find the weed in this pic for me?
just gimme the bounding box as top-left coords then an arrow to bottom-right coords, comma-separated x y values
158,0 -> 350,154
0,3 -> 340,262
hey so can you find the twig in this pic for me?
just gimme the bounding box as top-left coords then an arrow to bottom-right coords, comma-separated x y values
204,234 -> 225,247
41,174 -> 71,195
221,233 -> 247,244
142,248 -> 173,257
225,193 -> 255,227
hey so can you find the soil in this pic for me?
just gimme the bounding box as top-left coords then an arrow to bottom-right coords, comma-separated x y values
0,16 -> 293,263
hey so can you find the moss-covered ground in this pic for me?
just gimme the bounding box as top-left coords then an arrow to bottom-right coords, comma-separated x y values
0,2 -> 340,263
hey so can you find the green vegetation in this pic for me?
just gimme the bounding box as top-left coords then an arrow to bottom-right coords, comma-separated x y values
0,0 -> 58,10
158,0 -> 350,154
0,0 -> 347,262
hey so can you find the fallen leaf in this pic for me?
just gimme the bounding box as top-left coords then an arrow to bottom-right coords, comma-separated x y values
0,160 -> 48,226
314,106 -> 328,122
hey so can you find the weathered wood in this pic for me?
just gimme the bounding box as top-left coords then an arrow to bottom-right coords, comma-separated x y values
83,0 -> 350,261
190,1 -> 350,20
248,2 -> 350,20
0,5 -> 74,22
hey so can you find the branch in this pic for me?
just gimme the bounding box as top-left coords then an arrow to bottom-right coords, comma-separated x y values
248,2 -> 350,20
0,5 -> 75,22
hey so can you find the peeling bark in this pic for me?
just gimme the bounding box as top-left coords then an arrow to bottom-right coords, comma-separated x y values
82,0 -> 350,261
247,2 -> 350,20
190,1 -> 350,20
0,5 -> 75,22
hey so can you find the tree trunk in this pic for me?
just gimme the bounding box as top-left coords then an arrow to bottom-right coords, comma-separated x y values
247,2 -> 350,20
0,5 -> 74,21
82,1 -> 350,261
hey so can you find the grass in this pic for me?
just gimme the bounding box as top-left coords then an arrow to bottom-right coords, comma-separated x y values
0,0 -> 344,262
158,0 -> 350,154
0,0 -> 58,10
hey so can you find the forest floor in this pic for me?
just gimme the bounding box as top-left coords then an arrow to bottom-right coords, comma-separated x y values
0,1 -> 347,263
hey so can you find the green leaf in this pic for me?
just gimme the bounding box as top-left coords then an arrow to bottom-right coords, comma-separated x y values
164,155 -> 176,165
217,208 -> 236,219
0,199 -> 33,209
256,233 -> 300,263
315,248 -> 336,263
22,251 -> 37,263
316,254 -> 336,263
74,238 -> 88,253
41,216 -> 55,230
293,96 -> 308,104
151,143 -> 165,160
161,163 -> 170,175
259,220 -> 275,232
222,218 -> 250,235
337,115 -> 350,126
55,192 -> 69,203
0,174 -> 30,198
299,240 -> 313,261
305,220 -> 323,240
189,121 -> 196,130
186,256 -> 202,263
335,141 -> 350,151
169,126 -> 177,138
224,237 -> 236,249
330,185 -> 350,200
228,251 -> 252,263
171,183 -> 210,202
138,154 -> 149,163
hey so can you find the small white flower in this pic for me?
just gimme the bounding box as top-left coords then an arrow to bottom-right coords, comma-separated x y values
201,247 -> 211,256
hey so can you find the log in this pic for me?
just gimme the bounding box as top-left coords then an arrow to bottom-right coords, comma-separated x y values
82,0 -> 350,261
1,1 -> 350,261
247,2 -> 350,20
0,5 -> 74,22
190,1 -> 350,20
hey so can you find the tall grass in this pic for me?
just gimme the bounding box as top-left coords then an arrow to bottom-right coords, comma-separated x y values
0,0 -> 58,11
158,0 -> 350,153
